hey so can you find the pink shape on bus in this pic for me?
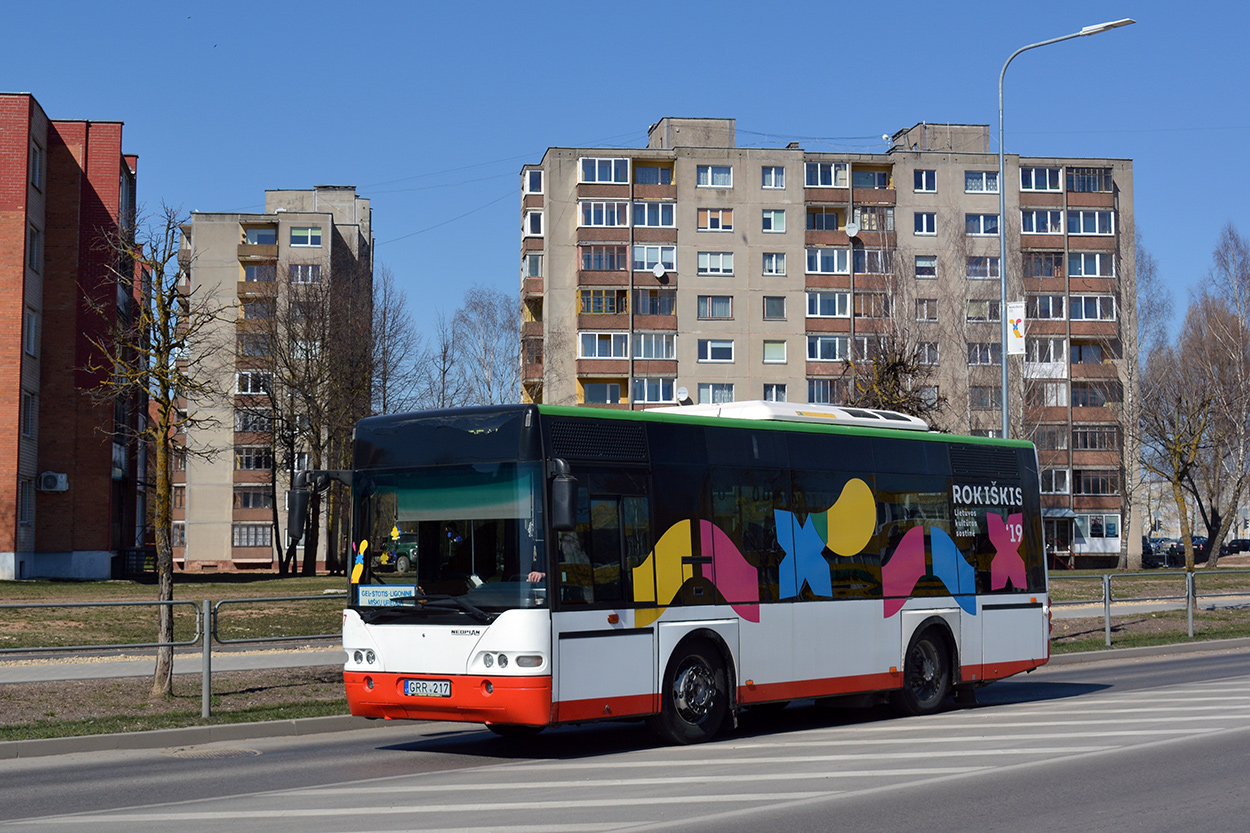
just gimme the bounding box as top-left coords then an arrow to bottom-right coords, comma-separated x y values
883,526 -> 927,617
989,512 -> 1027,591
701,520 -> 760,622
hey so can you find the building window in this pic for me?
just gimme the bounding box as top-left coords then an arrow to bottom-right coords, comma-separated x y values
853,249 -> 891,274
1072,382 -> 1114,408
763,383 -> 787,402
761,209 -> 785,233
244,227 -> 277,245
916,298 -> 938,322
634,165 -> 672,185
580,157 -> 629,184
1074,470 -> 1120,496
1027,380 -> 1068,408
294,452 -> 311,471
967,342 -> 1002,366
1071,341 -> 1104,364
632,245 -> 676,272
27,225 -> 42,271
697,295 -> 733,319
20,391 -> 35,437
1069,252 -> 1115,278
697,252 -> 734,275
806,248 -> 849,275
1077,513 -> 1120,540
233,523 -> 273,548
234,485 -> 274,509
238,334 -> 272,358
763,296 -> 786,320
854,336 -> 884,361
970,385 -> 1002,410
914,169 -> 936,192
918,342 -> 939,366
966,299 -> 1001,322
914,212 -> 936,236
633,202 -> 675,227
289,263 -> 321,284
808,378 -> 846,404
807,207 -> 841,231
1020,167 -> 1062,192
236,371 -> 271,395
1041,468 -> 1069,494
854,293 -> 889,319
698,383 -> 735,404
852,169 -> 890,189
524,169 -> 543,194
696,165 -> 733,188
1073,425 -> 1119,450
1026,336 -> 1066,363
1068,210 -> 1115,236
173,485 -> 186,509
964,171 -> 999,193
23,308 -> 38,356
762,252 -> 786,275
807,335 -> 848,361
1021,210 -> 1063,234
762,166 -> 785,189
585,380 -> 625,402
234,446 -> 273,471
579,201 -> 626,228
579,289 -> 628,315
524,210 -> 544,237
967,256 -> 1000,279
633,333 -> 676,359
244,263 -> 275,282
1070,295 -> 1116,321
242,299 -> 275,319
634,288 -> 675,316
289,227 -> 322,247
524,338 -> 543,366
1023,252 -> 1064,278
805,162 -> 848,188
763,340 -> 787,364
582,245 -> 628,271
852,206 -> 893,232
1027,294 -> 1065,319
234,409 -> 273,432
633,377 -> 674,404
172,449 -> 186,471
1031,425 -> 1069,450
807,290 -> 850,318
1068,167 -> 1113,193
172,521 -> 186,547
525,253 -> 543,278
697,339 -> 734,363
915,255 -> 937,279
697,208 -> 734,232
29,142 -> 43,190
965,214 -> 999,236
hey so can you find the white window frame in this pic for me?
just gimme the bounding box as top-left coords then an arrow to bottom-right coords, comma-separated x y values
1041,468 -> 1070,495
633,333 -> 676,360
697,208 -> 734,232
524,253 -> 542,279
807,335 -> 849,362
289,263 -> 322,284
578,201 -> 627,228
236,371 -> 271,395
763,383 -> 787,402
762,340 -> 787,364
914,169 -> 936,192
1026,336 -> 1066,364
762,252 -> 786,276
1069,252 -> 1115,278
698,383 -> 735,404
289,227 -> 322,247
918,342 -> 939,366
633,201 -> 675,228
1027,294 -> 1065,319
697,251 -> 735,276
805,161 -> 848,188
914,212 -> 936,236
916,298 -> 938,322
524,169 -> 543,194
697,339 -> 735,363
1020,166 -> 1062,192
964,170 -> 999,193
1070,295 -> 1117,321
582,381 -> 622,404
806,247 -> 849,275
233,522 -> 273,548
1067,210 -> 1116,236
578,331 -> 630,359
697,295 -> 733,320
580,157 -> 629,184
915,255 -> 937,278
807,290 -> 850,318
761,209 -> 785,233
1021,209 -> 1063,234
761,166 -> 785,189
967,256 -> 1000,280
632,377 -> 675,404
696,165 -> 733,188
967,342 -> 1002,366
966,299 -> 1001,322
965,214 -> 999,236
632,245 -> 676,272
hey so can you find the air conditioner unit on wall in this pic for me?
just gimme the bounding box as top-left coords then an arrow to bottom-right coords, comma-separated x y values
38,472 -> 68,492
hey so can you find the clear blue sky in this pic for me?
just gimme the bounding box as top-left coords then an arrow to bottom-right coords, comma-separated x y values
7,0 -> 1246,337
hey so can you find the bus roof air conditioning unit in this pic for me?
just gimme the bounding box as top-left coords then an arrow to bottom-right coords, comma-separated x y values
38,472 -> 68,492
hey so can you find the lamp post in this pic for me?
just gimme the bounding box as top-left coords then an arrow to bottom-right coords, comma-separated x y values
997,18 -> 1134,438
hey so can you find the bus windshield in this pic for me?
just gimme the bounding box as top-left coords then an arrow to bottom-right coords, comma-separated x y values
351,461 -> 547,612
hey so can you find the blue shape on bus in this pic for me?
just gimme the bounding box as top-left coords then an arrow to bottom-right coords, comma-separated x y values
930,527 -> 976,614
775,509 -> 833,599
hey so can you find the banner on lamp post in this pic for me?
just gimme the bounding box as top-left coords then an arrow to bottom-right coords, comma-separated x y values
1006,301 -> 1026,356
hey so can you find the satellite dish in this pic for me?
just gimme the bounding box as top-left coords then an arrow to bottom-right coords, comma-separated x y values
845,222 -> 860,238
676,386 -> 689,403
652,262 -> 666,279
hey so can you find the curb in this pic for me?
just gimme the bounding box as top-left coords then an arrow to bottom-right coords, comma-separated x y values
1046,635 -> 1250,666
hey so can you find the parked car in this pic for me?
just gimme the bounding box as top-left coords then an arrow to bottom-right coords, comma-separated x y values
373,532 -> 418,573
1162,535 -> 1210,566
1223,538 -> 1250,556
1144,537 -> 1175,568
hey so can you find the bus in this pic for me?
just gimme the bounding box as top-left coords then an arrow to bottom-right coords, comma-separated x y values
289,401 -> 1048,744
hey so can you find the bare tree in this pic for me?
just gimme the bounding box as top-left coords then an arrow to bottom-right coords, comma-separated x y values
372,263 -> 423,415
83,205 -> 231,697
417,310 -> 468,409
452,285 -> 520,405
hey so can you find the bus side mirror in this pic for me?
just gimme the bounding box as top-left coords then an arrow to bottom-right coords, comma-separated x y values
287,488 -> 310,542
551,475 -> 577,531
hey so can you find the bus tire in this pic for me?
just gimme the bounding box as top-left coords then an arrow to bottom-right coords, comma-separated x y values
893,628 -> 951,716
486,723 -> 544,738
648,639 -> 728,745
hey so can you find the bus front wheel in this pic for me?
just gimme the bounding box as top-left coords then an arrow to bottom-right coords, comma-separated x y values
893,629 -> 951,716
648,640 -> 728,745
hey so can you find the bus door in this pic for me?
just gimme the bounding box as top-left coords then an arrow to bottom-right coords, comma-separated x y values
553,475 -> 657,722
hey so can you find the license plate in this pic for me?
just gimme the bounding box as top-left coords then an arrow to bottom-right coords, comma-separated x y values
403,679 -> 451,698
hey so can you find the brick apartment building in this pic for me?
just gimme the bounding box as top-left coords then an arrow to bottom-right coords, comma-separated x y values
520,117 -> 1136,565
0,92 -> 144,580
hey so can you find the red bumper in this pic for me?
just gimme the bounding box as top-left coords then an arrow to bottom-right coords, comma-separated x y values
345,671 -> 553,726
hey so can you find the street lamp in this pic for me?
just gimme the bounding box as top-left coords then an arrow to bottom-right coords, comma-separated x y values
997,18 -> 1134,438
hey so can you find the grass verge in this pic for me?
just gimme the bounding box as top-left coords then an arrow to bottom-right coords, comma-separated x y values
1051,608 -> 1250,654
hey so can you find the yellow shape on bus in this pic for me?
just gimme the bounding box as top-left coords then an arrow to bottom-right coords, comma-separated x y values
824,478 -> 876,556
632,519 -> 695,627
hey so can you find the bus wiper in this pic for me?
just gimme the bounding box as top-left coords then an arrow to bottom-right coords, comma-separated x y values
393,592 -> 496,624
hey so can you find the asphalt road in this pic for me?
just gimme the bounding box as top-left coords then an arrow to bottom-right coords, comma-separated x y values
3,648 -> 1250,832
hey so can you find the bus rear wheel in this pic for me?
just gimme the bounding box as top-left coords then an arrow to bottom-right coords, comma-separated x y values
648,640 -> 728,745
893,629 -> 951,716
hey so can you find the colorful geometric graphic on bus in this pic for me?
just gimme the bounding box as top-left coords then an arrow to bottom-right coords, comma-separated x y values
989,512 -> 1026,591
351,539 -> 367,584
632,519 -> 760,627
775,477 -> 877,599
881,527 -> 976,616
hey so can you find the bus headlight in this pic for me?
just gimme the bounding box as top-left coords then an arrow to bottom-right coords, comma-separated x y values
496,654 -> 508,668
365,650 -> 376,665
354,650 -> 363,664
483,653 -> 494,668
